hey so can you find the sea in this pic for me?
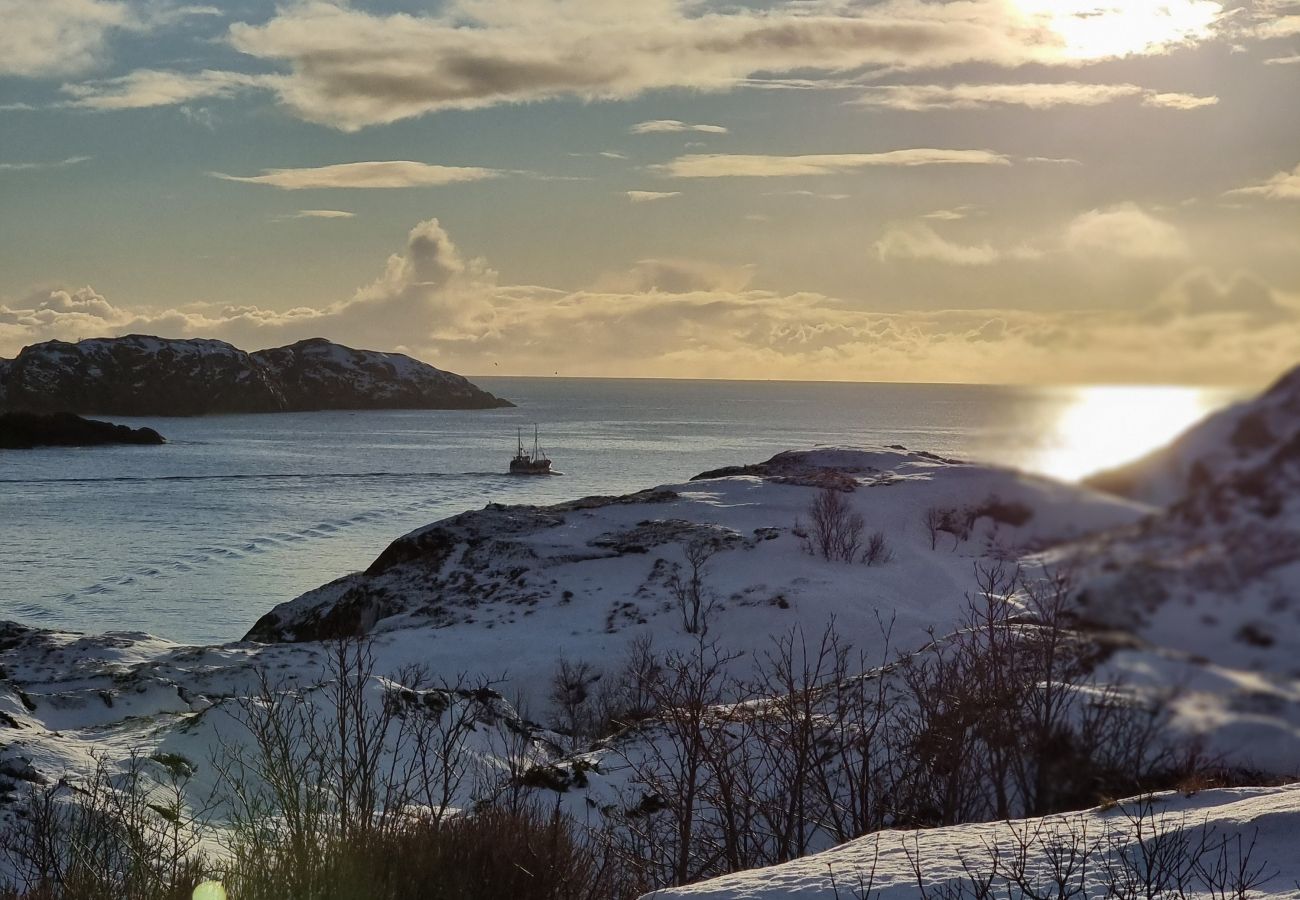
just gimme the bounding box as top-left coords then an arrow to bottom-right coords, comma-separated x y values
0,377 -> 1242,645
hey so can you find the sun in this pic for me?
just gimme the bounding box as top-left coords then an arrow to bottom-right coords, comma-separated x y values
1010,0 -> 1223,60
1033,385 -> 1223,482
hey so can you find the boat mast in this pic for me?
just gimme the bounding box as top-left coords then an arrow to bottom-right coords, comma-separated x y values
533,424 -> 540,461
517,427 -> 524,458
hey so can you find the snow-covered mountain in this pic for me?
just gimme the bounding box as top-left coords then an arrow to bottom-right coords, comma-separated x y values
0,335 -> 512,415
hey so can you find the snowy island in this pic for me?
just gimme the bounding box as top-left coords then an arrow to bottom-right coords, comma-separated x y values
0,335 -> 513,416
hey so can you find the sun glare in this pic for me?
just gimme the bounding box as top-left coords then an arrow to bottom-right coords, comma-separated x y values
1011,0 -> 1222,59
1033,385 -> 1223,482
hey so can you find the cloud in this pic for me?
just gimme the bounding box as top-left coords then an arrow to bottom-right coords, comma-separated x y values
211,160 -> 504,190
592,258 -> 754,293
767,190 -> 852,200
1155,270 -> 1297,324
0,1 -> 221,79
274,209 -> 356,220
630,120 -> 728,135
1064,203 -> 1190,259
653,149 -> 1011,178
199,0 -> 1228,130
4,218 -> 1297,386
1225,162 -> 1300,199
61,69 -> 267,109
0,0 -> 130,78
625,190 -> 681,202
922,205 -> 978,220
875,225 -> 1003,266
875,223 -> 1042,266
0,156 -> 91,172
1264,53 -> 1300,63
879,205 -> 1195,266
1255,14 -> 1300,37
853,82 -> 1218,111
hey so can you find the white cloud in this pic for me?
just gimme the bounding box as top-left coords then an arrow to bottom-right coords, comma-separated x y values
767,190 -> 852,200
853,82 -> 1218,111
654,149 -> 1011,178
1064,203 -> 1190,259
1225,162 -> 1300,199
875,225 -> 1003,266
625,190 -> 681,202
274,209 -> 356,220
630,120 -> 728,135
61,69 -> 267,109
1264,53 -> 1300,63
1256,14 -> 1300,37
875,223 -> 1043,266
211,160 -> 504,190
0,1 -> 222,79
0,0 -> 129,78
204,0 -> 1229,130
0,156 -> 91,172
922,205 -> 978,220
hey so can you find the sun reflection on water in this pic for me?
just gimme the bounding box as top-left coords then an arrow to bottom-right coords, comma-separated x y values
1032,385 -> 1233,482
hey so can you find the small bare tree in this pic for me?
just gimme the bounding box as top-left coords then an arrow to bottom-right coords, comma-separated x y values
668,539 -> 721,635
550,657 -> 601,746
806,488 -> 866,562
923,507 -> 945,551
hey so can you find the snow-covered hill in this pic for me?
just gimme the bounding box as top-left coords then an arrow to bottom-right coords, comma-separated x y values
1086,363 -> 1300,508
2,434 -> 1298,892
0,334 -> 512,415
245,448 -> 1145,708
647,786 -> 1300,898
1046,368 -> 1300,771
0,448 -> 1146,803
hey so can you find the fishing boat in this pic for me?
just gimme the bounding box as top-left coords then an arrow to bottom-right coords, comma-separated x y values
510,425 -> 552,475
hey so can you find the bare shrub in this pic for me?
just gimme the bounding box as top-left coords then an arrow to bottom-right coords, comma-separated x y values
900,799 -> 1277,900
806,488 -> 866,562
668,539 -> 721,635
0,752 -> 207,900
593,634 -> 662,735
861,530 -> 893,566
550,657 -> 601,746
923,507 -> 945,551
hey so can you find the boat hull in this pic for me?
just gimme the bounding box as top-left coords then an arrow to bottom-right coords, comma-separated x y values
509,459 -> 553,475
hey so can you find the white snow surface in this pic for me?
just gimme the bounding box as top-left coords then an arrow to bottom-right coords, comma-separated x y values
2,443 -> 1299,887
0,447 -> 1159,806
648,786 -> 1300,898
248,447 -> 1148,712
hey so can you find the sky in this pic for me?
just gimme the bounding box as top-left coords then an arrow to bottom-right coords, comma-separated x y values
1,0 -> 1298,384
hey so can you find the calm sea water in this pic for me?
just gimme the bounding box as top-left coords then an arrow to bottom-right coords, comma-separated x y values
0,378 -> 1240,644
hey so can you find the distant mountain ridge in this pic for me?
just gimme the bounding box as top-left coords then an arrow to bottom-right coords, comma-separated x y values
0,335 -> 513,415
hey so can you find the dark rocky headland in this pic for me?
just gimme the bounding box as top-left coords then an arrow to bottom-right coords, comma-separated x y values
0,411 -> 166,450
